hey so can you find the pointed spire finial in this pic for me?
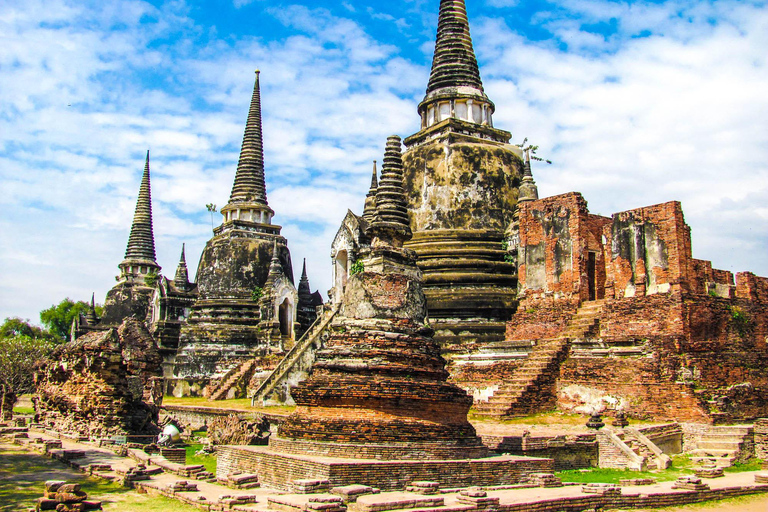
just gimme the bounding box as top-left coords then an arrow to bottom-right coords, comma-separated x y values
86,292 -> 99,326
518,149 -> 539,204
298,258 -> 311,296
368,161 -> 378,194
427,0 -> 484,95
362,160 -> 379,224
229,71 -> 268,206
120,150 -> 160,276
174,243 -> 191,289
370,135 -> 412,243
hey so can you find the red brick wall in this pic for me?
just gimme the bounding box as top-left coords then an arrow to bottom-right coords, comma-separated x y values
604,201 -> 693,299
737,272 -> 768,302
518,193 -> 610,302
506,298 -> 579,341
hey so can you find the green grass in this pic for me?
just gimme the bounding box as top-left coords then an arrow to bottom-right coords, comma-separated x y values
468,410 -> 659,426
558,454 -> 762,485
0,444 -> 198,512
162,395 -> 295,414
612,492 -> 768,511
724,458 -> 763,473
184,431 -> 217,474
11,406 -> 34,415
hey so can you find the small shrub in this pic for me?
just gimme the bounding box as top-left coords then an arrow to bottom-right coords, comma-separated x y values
729,305 -> 752,337
350,259 -> 364,276
251,286 -> 264,301
144,271 -> 159,287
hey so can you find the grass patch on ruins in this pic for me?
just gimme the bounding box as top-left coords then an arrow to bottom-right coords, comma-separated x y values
12,405 -> 34,415
162,395 -> 296,414
558,454 -> 763,485
724,458 -> 763,473
0,444 -> 198,512
469,411 -> 588,425
185,431 -> 217,475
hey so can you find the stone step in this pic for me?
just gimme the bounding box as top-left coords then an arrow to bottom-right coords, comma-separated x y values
689,456 -> 737,468
689,448 -> 739,458
707,426 -> 753,435
697,440 -> 744,450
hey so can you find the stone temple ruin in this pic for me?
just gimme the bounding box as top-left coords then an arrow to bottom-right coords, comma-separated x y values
29,0 -> 768,504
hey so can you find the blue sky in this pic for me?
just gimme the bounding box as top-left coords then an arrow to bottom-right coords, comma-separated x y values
1,0 -> 767,324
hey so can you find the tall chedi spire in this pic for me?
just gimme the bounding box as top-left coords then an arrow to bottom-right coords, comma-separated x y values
176,70 -> 297,379
399,0 -> 523,351
119,151 -> 160,281
417,0 -> 499,136
220,70 -> 275,228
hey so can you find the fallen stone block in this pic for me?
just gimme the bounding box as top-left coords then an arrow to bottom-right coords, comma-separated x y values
581,483 -> 621,496
527,472 -> 563,488
331,484 -> 378,503
45,481 -> 66,493
619,478 -> 656,486
405,481 -> 440,495
671,476 -> 710,491
36,498 -> 58,511
694,467 -> 724,478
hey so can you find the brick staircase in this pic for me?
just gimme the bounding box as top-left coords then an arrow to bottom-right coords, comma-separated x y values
690,425 -> 754,467
205,358 -> 259,401
473,300 -> 605,417
251,302 -> 341,406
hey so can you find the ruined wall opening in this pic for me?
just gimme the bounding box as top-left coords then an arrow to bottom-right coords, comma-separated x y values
335,250 -> 349,294
279,298 -> 293,338
588,251 -> 597,301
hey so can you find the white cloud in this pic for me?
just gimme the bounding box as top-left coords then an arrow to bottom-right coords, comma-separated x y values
1,0 -> 766,325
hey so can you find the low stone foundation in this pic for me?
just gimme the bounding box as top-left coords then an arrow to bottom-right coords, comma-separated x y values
482,432 -> 598,470
216,446 -> 553,491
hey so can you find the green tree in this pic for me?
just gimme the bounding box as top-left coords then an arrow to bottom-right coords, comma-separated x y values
0,334 -> 54,418
39,298 -> 91,342
0,317 -> 56,343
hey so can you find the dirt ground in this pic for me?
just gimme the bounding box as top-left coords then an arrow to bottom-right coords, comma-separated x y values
610,493 -> 768,511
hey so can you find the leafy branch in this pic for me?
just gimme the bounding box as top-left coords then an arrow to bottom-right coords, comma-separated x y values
206,203 -> 217,230
519,137 -> 553,165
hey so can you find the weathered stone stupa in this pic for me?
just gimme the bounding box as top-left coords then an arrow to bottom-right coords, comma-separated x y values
148,244 -> 198,377
217,137 -> 551,489
402,0 -> 532,352
175,72 -> 297,378
275,136 -> 486,460
100,152 -> 161,327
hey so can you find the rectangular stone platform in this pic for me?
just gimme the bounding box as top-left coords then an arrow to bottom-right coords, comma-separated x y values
217,446 -> 553,492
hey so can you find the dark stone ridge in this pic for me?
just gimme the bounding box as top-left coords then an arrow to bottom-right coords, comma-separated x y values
230,70 -> 268,206
427,0 -> 484,94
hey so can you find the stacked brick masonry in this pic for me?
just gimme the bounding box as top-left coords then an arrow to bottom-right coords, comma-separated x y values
755,419 -> 768,459
604,201 -> 694,298
217,446 -> 553,491
482,433 -> 598,470
559,292 -> 768,421
517,193 -> 611,302
737,272 -> 768,302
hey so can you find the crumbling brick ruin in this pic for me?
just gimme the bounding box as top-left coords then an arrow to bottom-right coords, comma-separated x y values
472,192 -> 768,422
35,318 -> 163,438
